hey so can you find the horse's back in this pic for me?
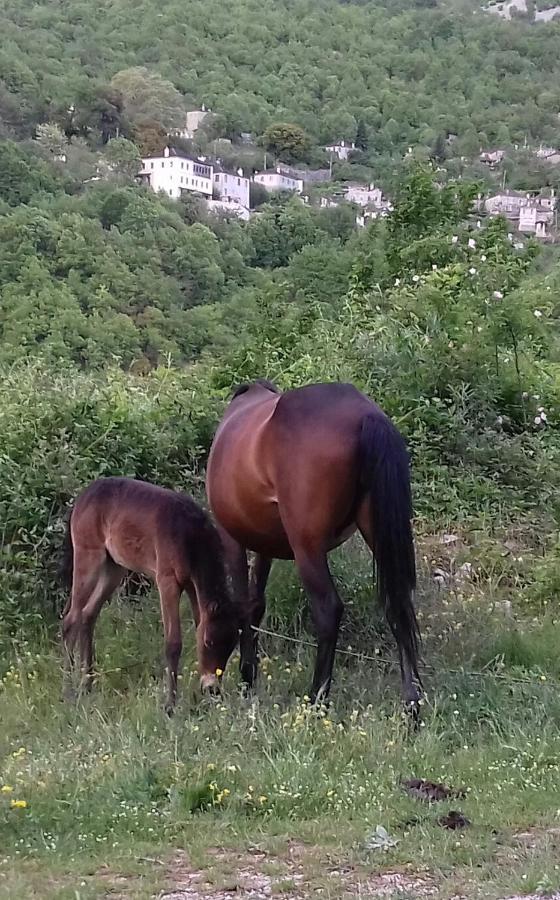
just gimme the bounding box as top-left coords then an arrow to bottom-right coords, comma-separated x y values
208,382 -> 380,557
71,477 -> 207,579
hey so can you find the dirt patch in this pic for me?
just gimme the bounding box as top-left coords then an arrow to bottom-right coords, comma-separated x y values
158,848 -> 437,899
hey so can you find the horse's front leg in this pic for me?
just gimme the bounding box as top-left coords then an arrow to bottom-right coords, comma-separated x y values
294,547 -> 343,704
157,575 -> 183,715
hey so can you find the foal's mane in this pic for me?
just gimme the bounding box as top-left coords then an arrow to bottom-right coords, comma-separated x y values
231,379 -> 280,400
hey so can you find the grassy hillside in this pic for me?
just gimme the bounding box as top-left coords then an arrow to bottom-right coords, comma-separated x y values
1,0 -> 560,151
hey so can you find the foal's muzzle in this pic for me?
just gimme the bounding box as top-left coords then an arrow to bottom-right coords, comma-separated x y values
200,673 -> 221,696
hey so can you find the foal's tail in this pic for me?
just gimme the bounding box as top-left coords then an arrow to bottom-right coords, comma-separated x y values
359,413 -> 421,686
59,508 -> 74,594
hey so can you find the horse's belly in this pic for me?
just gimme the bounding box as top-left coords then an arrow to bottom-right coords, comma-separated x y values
215,495 -> 294,559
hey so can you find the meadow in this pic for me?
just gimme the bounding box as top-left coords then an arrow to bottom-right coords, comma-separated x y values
2,529 -> 560,900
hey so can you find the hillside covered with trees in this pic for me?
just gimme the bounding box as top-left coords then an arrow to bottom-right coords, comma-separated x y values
2,0 -> 560,155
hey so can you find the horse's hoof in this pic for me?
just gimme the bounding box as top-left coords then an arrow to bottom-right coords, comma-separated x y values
164,703 -> 175,718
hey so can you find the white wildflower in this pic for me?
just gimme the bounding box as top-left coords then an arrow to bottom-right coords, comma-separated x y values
451,235 -> 458,244
493,290 -> 503,300
432,264 -> 438,270
412,274 -> 420,283
534,309 -> 543,318
481,254 -> 487,262
468,238 -> 476,249
394,278 -> 400,286
469,267 -> 477,275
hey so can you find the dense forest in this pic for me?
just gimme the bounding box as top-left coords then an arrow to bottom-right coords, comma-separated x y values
2,0 -> 560,153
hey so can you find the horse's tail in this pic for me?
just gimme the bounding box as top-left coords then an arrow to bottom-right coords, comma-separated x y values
59,507 -> 74,595
359,413 -> 421,686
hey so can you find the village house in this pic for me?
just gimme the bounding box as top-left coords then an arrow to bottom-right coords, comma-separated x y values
213,166 -> 251,209
325,140 -> 355,161
483,188 -> 556,239
480,149 -> 505,168
535,145 -> 560,165
173,107 -> 210,141
139,146 -> 213,199
343,183 -> 385,208
253,167 -> 304,194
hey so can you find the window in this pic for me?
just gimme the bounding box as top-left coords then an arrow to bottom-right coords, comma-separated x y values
180,176 -> 183,183
181,161 -> 184,169
170,160 -> 173,167
237,178 -> 241,185
161,161 -> 164,168
169,189 -> 172,195
215,174 -> 219,181
150,162 -> 154,169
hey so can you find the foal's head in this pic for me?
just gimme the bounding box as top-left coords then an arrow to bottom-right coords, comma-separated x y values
190,516 -> 239,693
197,605 -> 239,693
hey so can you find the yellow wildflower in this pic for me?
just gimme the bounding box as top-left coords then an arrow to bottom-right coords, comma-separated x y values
10,799 -> 27,809
1,785 -> 14,794
215,668 -> 223,677
258,795 -> 268,804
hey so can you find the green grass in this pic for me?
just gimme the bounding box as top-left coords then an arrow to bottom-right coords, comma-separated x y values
2,575 -> 560,900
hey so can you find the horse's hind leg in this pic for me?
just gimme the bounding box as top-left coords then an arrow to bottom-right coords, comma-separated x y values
243,553 -> 272,687
294,543 -> 343,705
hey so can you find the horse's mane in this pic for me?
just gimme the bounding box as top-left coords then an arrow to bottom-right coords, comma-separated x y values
231,379 -> 280,399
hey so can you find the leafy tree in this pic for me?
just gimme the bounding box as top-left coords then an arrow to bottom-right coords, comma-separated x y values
261,122 -> 311,163
102,137 -> 142,180
0,141 -> 59,205
110,67 -> 185,131
35,123 -> 67,159
355,119 -> 368,152
431,133 -> 447,164
134,120 -> 168,156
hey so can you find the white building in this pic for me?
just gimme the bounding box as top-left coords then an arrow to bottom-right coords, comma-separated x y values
344,183 -> 384,208
536,146 -> 560,165
253,167 -> 303,194
325,140 -> 355,161
139,146 -> 213,199
480,149 -> 505,168
213,168 -> 250,208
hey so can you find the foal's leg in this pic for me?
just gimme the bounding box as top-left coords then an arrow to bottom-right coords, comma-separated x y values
185,579 -> 201,628
157,574 -> 183,715
294,543 -> 343,705
357,501 -> 421,712
62,548 -> 107,700
79,559 -> 126,690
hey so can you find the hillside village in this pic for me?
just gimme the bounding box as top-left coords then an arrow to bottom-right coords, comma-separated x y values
130,107 -> 559,241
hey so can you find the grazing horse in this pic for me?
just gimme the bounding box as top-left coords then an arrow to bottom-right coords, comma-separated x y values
206,381 -> 422,711
61,477 -> 238,712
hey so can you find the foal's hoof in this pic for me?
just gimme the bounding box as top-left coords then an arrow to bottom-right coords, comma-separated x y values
404,698 -> 421,730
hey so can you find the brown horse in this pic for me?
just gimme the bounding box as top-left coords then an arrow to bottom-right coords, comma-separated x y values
206,381 -> 422,711
61,477 -> 238,712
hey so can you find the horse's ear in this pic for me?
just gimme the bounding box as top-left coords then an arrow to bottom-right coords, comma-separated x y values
231,379 -> 279,400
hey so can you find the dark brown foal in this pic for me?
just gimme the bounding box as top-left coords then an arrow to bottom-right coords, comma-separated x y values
61,477 -> 238,712
206,381 -> 422,713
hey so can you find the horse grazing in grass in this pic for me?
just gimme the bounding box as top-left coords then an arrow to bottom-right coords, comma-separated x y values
61,477 -> 239,712
206,381 -> 422,712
